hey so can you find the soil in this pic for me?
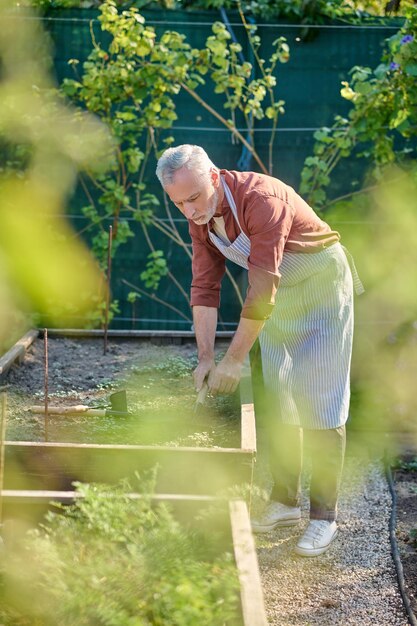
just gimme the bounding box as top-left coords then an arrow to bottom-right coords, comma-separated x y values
393,462 -> 417,615
4,336 -> 240,448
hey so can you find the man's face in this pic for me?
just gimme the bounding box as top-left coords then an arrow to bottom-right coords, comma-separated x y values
164,166 -> 220,225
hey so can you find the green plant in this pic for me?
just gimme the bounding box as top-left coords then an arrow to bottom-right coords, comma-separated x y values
132,355 -> 198,377
394,457 -> 417,472
14,0 -> 177,8
61,0 -> 290,319
140,250 -> 168,290
2,0 -> 292,326
300,6 -> 417,210
182,0 -> 414,20
0,475 -> 240,626
55,0 -> 293,327
194,11 -> 289,174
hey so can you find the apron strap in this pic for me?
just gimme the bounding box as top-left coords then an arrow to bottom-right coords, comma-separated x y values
221,176 -> 244,231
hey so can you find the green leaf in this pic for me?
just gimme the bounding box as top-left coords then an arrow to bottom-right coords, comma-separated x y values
230,43 -> 242,53
354,81 -> 372,96
190,73 -> 206,85
404,63 -> 417,76
206,38 -> 226,56
313,130 -> 330,142
374,63 -> 389,79
389,109 -> 409,129
127,291 -> 140,303
350,66 -> 372,81
305,156 -> 320,166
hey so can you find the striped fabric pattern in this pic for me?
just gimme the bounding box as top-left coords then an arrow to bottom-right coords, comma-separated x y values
209,181 -> 251,268
259,245 -> 354,429
208,177 -> 355,429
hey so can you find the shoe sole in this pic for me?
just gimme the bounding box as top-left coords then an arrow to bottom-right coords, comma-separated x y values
295,528 -> 339,557
251,518 -> 301,533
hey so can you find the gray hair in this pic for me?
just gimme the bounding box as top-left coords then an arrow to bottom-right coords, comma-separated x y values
156,144 -> 216,187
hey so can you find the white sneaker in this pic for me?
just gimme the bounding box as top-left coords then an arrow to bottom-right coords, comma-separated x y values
251,501 -> 301,533
295,520 -> 338,557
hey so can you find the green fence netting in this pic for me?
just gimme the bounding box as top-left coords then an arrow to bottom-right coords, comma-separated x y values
33,10 -> 404,329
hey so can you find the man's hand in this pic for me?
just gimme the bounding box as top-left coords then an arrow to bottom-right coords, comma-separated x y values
193,358 -> 215,392
192,307 -> 264,396
208,355 -> 243,395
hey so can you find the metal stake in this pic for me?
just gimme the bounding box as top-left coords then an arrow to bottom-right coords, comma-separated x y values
104,225 -> 113,355
44,328 -> 49,442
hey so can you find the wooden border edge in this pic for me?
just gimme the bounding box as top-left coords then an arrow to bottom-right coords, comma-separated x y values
239,356 -> 257,453
38,328 -> 234,339
229,500 -> 268,626
0,330 -> 39,380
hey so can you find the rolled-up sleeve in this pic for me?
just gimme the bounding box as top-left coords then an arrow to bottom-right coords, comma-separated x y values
241,194 -> 295,320
190,232 -> 226,308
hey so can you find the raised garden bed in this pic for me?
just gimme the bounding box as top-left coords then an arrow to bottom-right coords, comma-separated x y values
0,331 -> 266,625
0,488 -> 267,626
2,331 -> 257,495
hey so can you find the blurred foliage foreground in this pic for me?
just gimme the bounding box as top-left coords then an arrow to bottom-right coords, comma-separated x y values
0,473 -> 240,626
0,0 -> 114,352
337,167 -> 417,438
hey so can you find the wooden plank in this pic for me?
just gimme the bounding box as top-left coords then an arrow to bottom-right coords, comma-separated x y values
239,358 -> 255,405
239,357 -> 257,453
1,490 -> 218,503
0,490 -> 233,551
0,490 -> 222,521
4,440 -> 248,452
241,403 -> 257,453
41,328 -> 234,340
0,330 -> 38,379
4,441 -> 254,495
229,500 -> 268,626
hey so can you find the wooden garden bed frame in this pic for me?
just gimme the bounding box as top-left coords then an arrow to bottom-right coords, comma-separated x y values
1,332 -> 266,624
0,492 -> 267,626
0,329 -> 38,384
2,329 -> 257,496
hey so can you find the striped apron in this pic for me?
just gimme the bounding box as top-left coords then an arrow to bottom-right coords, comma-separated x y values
208,177 -> 363,430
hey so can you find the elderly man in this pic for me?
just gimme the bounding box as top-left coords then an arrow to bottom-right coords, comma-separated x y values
156,144 -> 362,557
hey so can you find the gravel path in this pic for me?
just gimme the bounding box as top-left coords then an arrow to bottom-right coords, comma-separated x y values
255,456 -> 408,625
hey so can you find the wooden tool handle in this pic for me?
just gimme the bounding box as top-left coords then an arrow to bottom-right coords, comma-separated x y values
29,405 -> 106,417
195,382 -> 209,406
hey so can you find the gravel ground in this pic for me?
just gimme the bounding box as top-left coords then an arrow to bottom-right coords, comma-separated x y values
254,456 -> 409,625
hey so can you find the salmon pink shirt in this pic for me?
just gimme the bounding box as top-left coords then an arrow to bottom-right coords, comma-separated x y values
189,170 -> 340,320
